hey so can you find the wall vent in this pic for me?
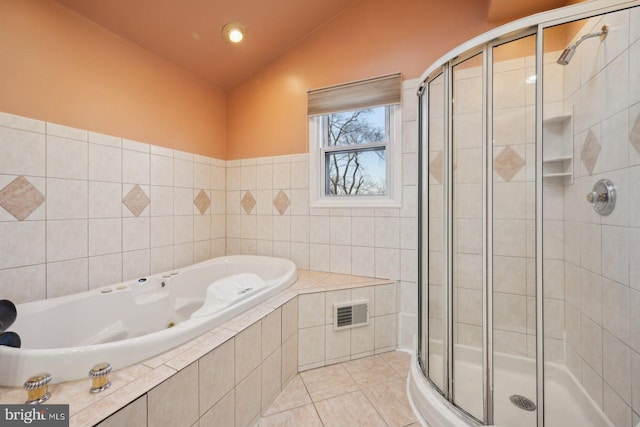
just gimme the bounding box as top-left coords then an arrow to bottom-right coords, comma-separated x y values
333,300 -> 369,330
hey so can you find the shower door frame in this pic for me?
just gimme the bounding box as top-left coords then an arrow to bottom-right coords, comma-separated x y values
416,1 -> 640,423
418,29 -> 538,425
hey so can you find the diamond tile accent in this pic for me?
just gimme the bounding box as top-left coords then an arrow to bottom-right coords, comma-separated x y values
241,191 -> 256,214
0,176 -> 45,221
630,113 -> 640,156
122,184 -> 150,217
494,146 -> 525,182
194,189 -> 211,215
581,129 -> 601,175
273,190 -> 290,215
429,152 -> 443,184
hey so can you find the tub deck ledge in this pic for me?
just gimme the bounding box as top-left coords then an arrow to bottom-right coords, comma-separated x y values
0,269 -> 395,427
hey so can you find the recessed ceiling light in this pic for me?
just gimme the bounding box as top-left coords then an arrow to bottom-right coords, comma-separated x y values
222,22 -> 245,44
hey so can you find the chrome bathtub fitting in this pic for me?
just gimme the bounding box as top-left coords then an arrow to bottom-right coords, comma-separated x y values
24,373 -> 52,404
89,362 -> 112,393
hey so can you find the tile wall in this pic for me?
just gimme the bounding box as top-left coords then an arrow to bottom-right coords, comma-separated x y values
0,112 -> 226,304
0,79 -> 419,350
558,8 -> 640,425
224,79 -> 420,350
297,282 -> 398,371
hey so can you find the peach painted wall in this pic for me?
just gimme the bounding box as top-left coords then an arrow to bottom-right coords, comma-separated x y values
0,0 -> 227,158
226,0 -> 499,159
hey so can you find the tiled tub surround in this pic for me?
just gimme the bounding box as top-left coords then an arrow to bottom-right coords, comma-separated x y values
297,281 -> 398,371
0,271 -> 397,427
0,112 -> 226,304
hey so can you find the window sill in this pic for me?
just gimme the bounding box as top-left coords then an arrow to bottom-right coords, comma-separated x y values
310,197 -> 402,209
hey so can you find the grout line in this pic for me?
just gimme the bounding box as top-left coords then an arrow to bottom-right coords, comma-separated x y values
360,384 -> 391,426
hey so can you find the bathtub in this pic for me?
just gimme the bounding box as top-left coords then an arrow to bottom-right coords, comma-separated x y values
0,255 -> 297,387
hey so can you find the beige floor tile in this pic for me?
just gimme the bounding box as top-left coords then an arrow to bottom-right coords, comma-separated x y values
380,350 -> 411,378
261,351 -> 419,427
263,375 -> 312,415
300,363 -> 359,401
258,404 -> 323,427
363,379 -> 417,426
343,354 -> 401,388
314,390 -> 387,427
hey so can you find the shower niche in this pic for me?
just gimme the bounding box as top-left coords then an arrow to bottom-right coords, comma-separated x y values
414,1 -> 639,426
542,111 -> 573,183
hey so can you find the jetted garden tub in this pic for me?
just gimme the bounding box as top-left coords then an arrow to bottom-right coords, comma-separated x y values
0,255 -> 297,387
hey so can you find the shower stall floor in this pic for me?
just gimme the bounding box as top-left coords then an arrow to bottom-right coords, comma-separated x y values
425,344 -> 612,427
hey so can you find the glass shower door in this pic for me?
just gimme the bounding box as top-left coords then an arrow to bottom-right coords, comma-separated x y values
424,72 -> 446,391
451,52 -> 484,422
491,34 -> 538,427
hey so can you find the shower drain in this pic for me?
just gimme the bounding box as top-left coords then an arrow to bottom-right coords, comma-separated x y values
509,395 -> 536,411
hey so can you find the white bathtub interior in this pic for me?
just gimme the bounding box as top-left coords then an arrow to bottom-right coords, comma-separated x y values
0,255 -> 296,386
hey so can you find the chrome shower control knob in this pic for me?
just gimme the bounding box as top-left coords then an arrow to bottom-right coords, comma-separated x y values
24,373 -> 52,404
586,191 -> 607,203
89,362 -> 112,393
586,179 -> 615,215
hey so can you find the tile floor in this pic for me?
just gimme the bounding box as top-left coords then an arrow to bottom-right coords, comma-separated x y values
257,351 -> 420,427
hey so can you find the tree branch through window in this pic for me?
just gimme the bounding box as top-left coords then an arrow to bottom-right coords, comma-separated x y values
326,108 -> 387,196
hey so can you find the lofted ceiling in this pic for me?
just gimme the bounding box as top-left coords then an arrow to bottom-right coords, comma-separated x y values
55,0 -> 359,89
486,0 -> 570,23
56,0 -> 571,90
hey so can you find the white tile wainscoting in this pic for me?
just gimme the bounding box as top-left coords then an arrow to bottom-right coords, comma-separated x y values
0,112 -> 226,302
0,79 -> 419,352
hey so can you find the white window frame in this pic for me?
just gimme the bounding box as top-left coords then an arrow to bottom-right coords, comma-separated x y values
309,104 -> 402,208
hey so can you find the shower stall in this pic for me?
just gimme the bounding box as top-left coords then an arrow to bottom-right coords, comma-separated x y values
410,0 -> 640,426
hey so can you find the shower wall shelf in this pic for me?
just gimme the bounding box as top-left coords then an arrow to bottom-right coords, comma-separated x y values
542,113 -> 572,123
542,110 -> 573,184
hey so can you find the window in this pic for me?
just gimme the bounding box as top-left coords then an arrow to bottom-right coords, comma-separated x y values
308,74 -> 402,208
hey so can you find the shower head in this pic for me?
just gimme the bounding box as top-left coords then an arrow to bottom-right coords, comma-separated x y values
557,25 -> 608,65
556,47 -> 576,65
